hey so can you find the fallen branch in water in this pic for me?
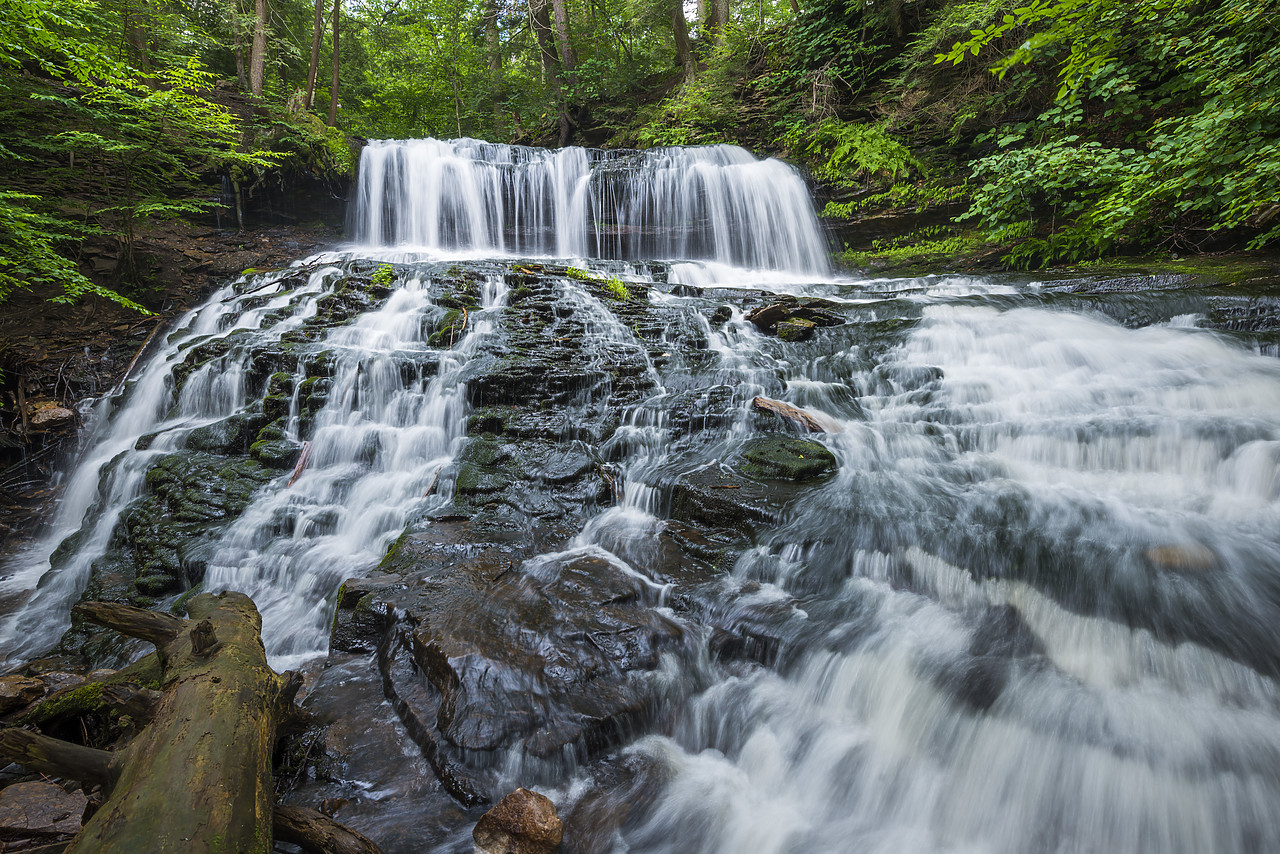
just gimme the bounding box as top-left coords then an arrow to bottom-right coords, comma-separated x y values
288,440 -> 313,487
751,396 -> 839,433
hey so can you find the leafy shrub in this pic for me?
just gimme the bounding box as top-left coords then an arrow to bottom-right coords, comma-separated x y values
784,119 -> 921,185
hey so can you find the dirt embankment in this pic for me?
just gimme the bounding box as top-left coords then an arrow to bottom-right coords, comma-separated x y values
0,220 -> 340,545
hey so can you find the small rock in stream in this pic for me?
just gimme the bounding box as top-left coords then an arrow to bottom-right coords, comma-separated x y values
473,788 -> 562,854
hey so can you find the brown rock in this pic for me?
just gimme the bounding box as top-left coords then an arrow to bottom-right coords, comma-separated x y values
0,781 -> 88,841
473,788 -> 562,854
745,303 -> 789,331
0,677 -> 45,716
28,404 -> 76,428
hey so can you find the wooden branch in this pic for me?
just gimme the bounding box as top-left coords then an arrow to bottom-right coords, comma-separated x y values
71,602 -> 185,647
288,441 -> 313,487
751,396 -> 837,433
100,684 -> 163,726
0,728 -> 114,787
273,805 -> 383,854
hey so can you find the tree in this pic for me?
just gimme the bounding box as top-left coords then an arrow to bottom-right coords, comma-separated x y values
328,0 -> 339,124
249,0 -> 267,95
305,0 -> 324,107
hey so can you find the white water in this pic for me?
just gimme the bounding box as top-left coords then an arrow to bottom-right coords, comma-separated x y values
351,138 -> 831,274
595,296 -> 1280,854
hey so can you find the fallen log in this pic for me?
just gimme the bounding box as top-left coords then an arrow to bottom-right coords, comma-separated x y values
0,592 -> 381,854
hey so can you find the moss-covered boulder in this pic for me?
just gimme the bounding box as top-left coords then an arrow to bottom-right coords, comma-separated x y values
737,435 -> 838,481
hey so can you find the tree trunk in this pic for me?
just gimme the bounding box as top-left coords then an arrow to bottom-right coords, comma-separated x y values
249,0 -> 268,96
122,0 -> 150,71
485,0 -> 502,128
550,0 -> 576,82
68,595 -> 289,853
232,0 -> 247,90
304,0 -> 324,109
712,0 -> 729,43
670,0 -> 696,80
328,0 -> 340,126
528,0 -> 570,143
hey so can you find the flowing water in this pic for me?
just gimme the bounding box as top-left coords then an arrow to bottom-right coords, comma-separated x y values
4,139 -> 1280,853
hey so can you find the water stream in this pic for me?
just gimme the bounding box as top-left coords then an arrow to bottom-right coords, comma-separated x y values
3,139 -> 1280,852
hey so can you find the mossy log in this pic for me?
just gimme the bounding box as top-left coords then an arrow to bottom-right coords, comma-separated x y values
0,592 -> 379,854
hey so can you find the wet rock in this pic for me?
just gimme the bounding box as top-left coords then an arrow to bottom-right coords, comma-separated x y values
330,576 -> 397,654
736,435 -> 837,481
185,412 -> 268,454
745,296 -> 843,336
59,450 -> 275,616
664,386 -> 737,438
776,317 -> 816,341
939,604 -> 1046,712
396,551 -> 682,757
668,468 -> 786,530
473,788 -> 562,854
0,677 -> 44,715
0,781 -> 88,843
250,437 -> 304,469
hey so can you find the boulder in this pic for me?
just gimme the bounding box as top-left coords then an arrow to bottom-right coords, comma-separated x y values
737,435 -> 838,481
0,676 -> 44,716
473,788 -> 562,854
0,781 -> 88,843
28,404 -> 76,429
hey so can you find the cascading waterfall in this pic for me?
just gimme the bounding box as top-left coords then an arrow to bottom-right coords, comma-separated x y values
2,138 -> 1279,854
351,138 -> 831,273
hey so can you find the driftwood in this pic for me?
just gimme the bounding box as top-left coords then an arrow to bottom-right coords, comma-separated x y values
273,805 -> 382,854
751,396 -> 839,433
0,592 -> 380,854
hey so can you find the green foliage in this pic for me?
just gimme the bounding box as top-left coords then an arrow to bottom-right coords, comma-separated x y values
784,119 -> 921,186
604,276 -> 631,301
839,225 -> 989,269
937,0 -> 1280,262
822,182 -> 966,219
635,31 -> 750,147
0,191 -> 146,310
372,264 -> 395,287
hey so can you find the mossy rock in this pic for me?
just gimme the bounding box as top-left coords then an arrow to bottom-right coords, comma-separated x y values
736,435 -> 837,481
185,412 -> 268,455
776,317 -> 817,341
250,438 -> 303,469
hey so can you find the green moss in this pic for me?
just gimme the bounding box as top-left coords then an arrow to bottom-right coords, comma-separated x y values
776,318 -> 817,341
840,228 -> 994,275
737,435 -> 838,481
428,309 -> 466,347
20,681 -> 106,725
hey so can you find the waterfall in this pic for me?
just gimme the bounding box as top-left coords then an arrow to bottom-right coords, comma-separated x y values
3,137 -> 1280,854
350,138 -> 831,274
